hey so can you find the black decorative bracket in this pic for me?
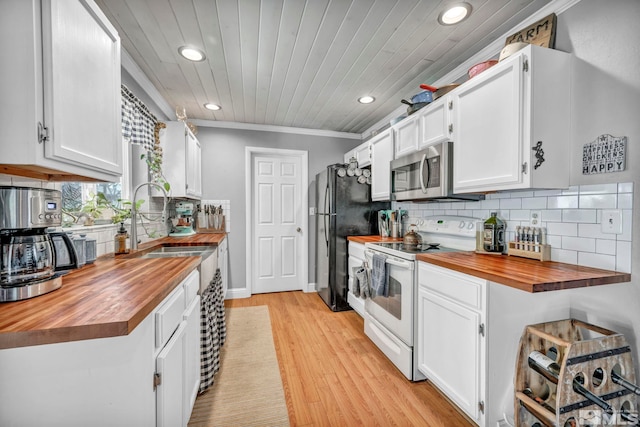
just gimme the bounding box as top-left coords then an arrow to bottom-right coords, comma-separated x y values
532,141 -> 545,169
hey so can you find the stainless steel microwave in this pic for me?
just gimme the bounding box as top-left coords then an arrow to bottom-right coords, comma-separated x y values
390,142 -> 484,202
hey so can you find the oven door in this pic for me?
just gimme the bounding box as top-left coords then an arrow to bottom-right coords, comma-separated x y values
364,249 -> 414,346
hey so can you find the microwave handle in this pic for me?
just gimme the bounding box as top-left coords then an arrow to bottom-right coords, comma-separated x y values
419,153 -> 429,193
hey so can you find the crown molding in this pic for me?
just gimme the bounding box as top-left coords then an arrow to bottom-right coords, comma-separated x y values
191,119 -> 362,140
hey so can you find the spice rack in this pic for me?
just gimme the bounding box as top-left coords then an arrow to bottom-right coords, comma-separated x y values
515,319 -> 638,426
508,242 -> 551,261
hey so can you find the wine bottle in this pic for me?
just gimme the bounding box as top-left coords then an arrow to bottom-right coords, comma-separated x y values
523,387 -> 555,413
612,370 -> 640,395
528,351 -> 617,420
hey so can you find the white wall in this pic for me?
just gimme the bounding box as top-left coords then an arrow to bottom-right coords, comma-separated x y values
197,126 -> 361,291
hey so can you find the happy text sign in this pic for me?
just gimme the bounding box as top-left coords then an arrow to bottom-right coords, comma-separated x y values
582,134 -> 627,175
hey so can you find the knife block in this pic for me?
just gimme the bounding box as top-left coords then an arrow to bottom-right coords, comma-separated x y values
196,214 -> 225,234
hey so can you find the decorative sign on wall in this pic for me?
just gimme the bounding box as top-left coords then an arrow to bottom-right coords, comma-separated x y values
505,13 -> 557,48
582,134 -> 627,175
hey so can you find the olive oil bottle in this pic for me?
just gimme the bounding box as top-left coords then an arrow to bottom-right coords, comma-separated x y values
483,212 -> 505,252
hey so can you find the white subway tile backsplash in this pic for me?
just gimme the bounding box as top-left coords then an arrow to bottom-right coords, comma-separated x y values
551,248 -> 578,264
578,252 -> 616,271
620,209 -> 633,242
616,241 -> 632,273
548,196 -> 579,209
500,198 -> 522,209
395,182 -> 633,272
579,194 -> 617,209
578,223 -> 616,240
618,182 -> 633,193
481,199 -> 501,210
547,222 -> 577,237
579,183 -> 618,195
618,193 -> 632,209
562,209 -> 597,223
562,236 -> 595,252
540,210 -> 562,222
561,186 -> 580,195
509,210 -> 530,221
596,239 -> 616,255
522,197 -> 547,209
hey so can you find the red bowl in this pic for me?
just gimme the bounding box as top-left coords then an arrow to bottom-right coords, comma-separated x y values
468,60 -> 498,79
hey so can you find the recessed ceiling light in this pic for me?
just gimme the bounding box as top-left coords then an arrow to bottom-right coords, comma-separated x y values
358,96 -> 375,104
178,46 -> 206,62
204,103 -> 221,111
438,3 -> 472,25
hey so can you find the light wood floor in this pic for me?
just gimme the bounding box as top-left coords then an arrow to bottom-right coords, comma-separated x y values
226,291 -> 473,426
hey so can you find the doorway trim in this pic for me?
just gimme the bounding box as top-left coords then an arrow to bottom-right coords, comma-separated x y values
245,147 -> 309,295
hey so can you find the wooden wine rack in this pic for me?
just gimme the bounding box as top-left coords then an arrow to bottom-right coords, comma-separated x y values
515,319 -> 638,426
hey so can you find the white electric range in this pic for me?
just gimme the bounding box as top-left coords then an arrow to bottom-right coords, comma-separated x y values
363,215 -> 479,381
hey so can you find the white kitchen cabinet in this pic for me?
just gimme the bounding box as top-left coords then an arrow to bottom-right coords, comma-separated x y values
419,96 -> 451,149
156,321 -> 187,427
370,129 -> 394,201
344,140 -> 371,167
158,121 -> 202,199
347,241 -> 366,317
0,0 -> 122,182
417,261 -> 575,427
393,113 -> 420,158
452,44 -> 570,193
417,262 -> 486,425
218,236 -> 229,298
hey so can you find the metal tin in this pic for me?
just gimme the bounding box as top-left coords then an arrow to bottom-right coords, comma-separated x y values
85,237 -> 97,263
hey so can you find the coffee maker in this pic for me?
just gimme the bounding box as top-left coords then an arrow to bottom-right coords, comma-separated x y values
0,186 -> 77,302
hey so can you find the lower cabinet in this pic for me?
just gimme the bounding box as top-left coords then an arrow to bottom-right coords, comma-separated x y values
417,262 -> 486,425
347,241 -> 366,316
0,269 -> 202,427
417,261 -> 573,427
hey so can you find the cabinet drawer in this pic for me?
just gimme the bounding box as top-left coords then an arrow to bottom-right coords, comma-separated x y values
155,286 -> 186,348
418,262 -> 485,311
183,270 -> 200,307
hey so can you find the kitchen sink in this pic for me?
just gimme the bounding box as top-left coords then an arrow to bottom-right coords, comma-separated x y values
140,245 -> 215,258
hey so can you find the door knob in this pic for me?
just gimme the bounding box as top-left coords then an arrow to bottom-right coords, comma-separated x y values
296,227 -> 301,232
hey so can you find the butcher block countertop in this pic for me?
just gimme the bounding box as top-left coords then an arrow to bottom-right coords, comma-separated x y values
417,251 -> 631,293
0,233 -> 226,350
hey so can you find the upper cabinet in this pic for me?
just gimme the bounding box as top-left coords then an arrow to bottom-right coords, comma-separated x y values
393,113 -> 420,159
344,140 -> 371,168
452,45 -> 570,193
158,121 -> 202,199
0,0 -> 122,182
419,96 -> 451,149
370,129 -> 394,201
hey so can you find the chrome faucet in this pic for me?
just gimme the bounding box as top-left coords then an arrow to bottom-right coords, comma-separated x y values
130,182 -> 168,250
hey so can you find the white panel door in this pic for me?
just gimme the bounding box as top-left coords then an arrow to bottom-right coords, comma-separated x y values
253,154 -> 303,293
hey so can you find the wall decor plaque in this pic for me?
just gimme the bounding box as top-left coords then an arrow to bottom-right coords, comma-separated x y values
582,134 -> 627,175
505,13 -> 557,48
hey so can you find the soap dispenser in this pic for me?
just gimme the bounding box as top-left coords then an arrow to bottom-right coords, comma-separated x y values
114,222 -> 130,254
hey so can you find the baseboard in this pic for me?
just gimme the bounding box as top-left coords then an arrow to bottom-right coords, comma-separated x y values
226,284 -> 316,299
225,287 -> 251,299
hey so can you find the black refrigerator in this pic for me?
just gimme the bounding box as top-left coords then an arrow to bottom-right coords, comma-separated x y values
315,164 -> 390,311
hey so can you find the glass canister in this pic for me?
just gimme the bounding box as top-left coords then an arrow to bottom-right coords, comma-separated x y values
483,212 -> 505,252
73,234 -> 87,266
85,237 -> 97,263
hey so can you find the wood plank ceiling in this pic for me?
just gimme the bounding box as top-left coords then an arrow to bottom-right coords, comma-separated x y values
96,0 -> 553,134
